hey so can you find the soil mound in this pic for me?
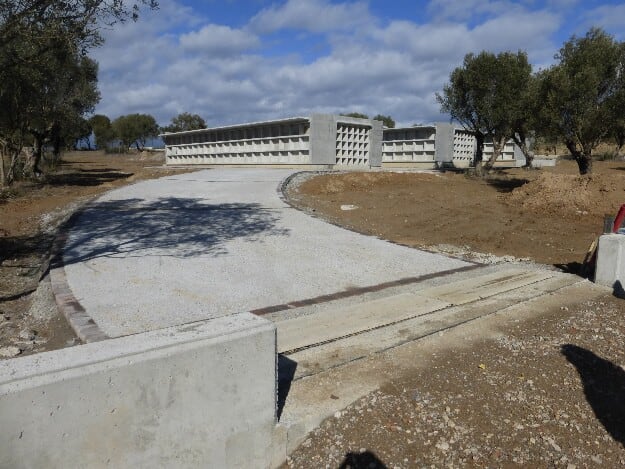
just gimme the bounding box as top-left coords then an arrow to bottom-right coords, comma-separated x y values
301,171 -> 437,195
506,172 -> 622,215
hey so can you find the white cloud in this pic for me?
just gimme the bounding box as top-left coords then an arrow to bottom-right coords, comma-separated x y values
427,0 -> 523,22
582,4 -> 625,39
470,10 -> 560,55
179,25 -> 260,55
249,0 -> 374,34
91,0 -> 620,129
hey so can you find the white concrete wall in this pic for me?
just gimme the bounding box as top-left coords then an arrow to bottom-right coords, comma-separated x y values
381,126 -> 521,168
0,312 -> 277,468
382,127 -> 436,164
162,117 -> 524,169
452,129 -> 518,168
166,136 -> 311,165
595,234 -> 625,291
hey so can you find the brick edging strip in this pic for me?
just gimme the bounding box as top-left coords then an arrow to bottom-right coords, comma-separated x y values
48,206 -> 110,343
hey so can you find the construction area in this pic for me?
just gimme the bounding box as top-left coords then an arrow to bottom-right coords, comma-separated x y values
0,152 -> 624,467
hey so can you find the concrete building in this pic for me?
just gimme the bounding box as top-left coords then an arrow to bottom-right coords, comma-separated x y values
161,114 -> 383,168
382,123 -> 521,169
161,114 -> 523,169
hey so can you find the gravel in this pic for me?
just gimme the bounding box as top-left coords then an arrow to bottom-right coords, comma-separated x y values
284,293 -> 625,468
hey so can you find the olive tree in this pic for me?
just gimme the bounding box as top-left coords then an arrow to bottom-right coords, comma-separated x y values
89,114 -> 115,150
161,112 -> 207,133
372,114 -> 395,128
341,112 -> 369,119
112,113 -> 159,151
437,51 -> 532,174
27,51 -> 100,173
541,28 -> 625,174
0,0 -> 158,185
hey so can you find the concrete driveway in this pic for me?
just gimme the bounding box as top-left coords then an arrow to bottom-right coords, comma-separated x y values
59,169 -> 471,338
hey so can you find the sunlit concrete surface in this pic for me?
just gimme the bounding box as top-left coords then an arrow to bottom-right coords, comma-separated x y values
61,168 -> 471,338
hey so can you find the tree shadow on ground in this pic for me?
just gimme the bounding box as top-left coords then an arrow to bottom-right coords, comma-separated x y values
0,232 -> 54,300
485,177 -> 529,193
561,344 -> 625,447
338,451 -> 388,468
0,232 -> 53,263
57,197 -> 290,267
45,169 -> 133,187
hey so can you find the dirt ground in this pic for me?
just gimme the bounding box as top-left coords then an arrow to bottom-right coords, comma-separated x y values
284,159 -> 625,468
0,151 -> 194,358
287,158 -> 625,268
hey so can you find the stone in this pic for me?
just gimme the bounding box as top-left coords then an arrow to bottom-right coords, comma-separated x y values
0,346 -> 21,358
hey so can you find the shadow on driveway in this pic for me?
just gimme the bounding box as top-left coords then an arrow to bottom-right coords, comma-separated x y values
58,197 -> 290,267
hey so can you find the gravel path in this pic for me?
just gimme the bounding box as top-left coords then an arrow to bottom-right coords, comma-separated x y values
60,169 -> 470,338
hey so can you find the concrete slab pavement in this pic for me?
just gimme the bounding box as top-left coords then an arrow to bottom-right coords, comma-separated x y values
57,168 -> 472,339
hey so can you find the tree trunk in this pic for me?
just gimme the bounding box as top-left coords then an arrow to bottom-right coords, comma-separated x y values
484,136 -> 504,173
512,133 -> 534,168
565,140 -> 592,175
7,151 -> 20,185
1,140 -> 22,186
52,128 -> 62,164
473,132 -> 485,176
29,133 -> 44,176
0,142 -> 7,187
615,132 -> 624,157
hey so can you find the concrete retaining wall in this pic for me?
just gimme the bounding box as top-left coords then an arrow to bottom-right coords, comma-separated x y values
0,312 -> 277,468
595,234 -> 625,292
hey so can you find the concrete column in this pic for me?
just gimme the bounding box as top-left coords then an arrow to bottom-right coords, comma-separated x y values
434,123 -> 455,164
368,119 -> 383,167
308,114 -> 338,165
595,234 -> 625,292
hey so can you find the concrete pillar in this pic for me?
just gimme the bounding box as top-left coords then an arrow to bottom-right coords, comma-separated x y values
595,234 -> 625,292
308,114 -> 337,165
368,119 -> 383,167
434,123 -> 455,165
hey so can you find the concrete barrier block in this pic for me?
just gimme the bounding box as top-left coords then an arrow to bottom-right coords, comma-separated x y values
0,312 -> 277,468
595,234 -> 625,291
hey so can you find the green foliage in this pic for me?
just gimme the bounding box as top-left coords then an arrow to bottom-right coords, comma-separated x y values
341,112 -> 395,127
67,117 -> 93,150
27,49 -> 100,166
0,0 -> 158,185
0,1 -> 159,52
372,114 -> 395,128
540,28 -> 625,174
161,112 -> 207,133
341,112 -> 369,119
437,50 -> 532,173
112,113 -> 159,151
89,114 -> 115,150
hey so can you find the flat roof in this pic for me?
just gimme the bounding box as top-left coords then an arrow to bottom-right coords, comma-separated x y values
159,116 -> 309,138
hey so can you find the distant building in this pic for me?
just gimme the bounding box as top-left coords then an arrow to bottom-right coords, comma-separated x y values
160,114 -> 522,169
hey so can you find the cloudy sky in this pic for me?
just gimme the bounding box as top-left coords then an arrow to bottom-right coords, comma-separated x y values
91,0 -> 625,128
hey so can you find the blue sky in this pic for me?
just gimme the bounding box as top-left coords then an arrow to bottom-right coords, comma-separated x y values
91,0 -> 625,128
